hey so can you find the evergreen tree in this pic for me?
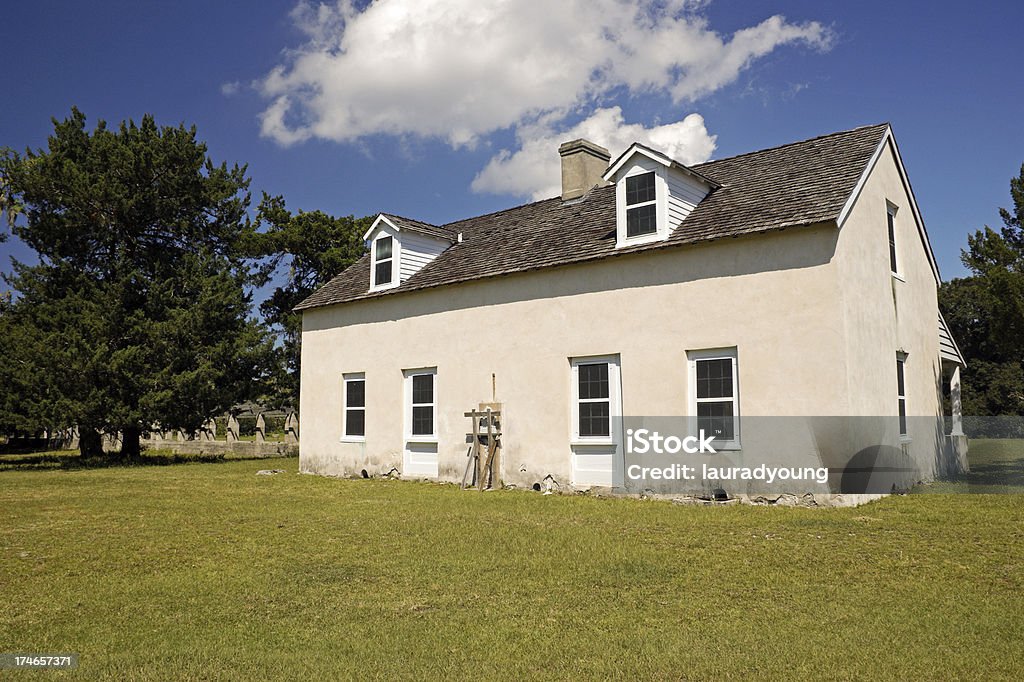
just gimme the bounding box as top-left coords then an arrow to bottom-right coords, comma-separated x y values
940,163 -> 1024,416
0,109 -> 274,457
247,194 -> 371,407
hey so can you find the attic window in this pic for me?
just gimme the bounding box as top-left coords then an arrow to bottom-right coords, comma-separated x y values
373,235 -> 394,287
887,204 -> 899,276
625,172 -> 657,237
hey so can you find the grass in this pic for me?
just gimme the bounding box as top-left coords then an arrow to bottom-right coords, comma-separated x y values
913,438 -> 1024,493
1,444 -> 1022,679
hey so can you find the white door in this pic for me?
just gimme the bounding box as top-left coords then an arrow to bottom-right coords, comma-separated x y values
569,355 -> 623,487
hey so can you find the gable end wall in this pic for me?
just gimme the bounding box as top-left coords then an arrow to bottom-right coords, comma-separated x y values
835,139 -> 948,478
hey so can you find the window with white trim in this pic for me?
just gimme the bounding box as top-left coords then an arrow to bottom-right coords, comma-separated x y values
887,204 -> 899,275
571,355 -> 620,443
625,171 -> 658,238
897,354 -> 908,437
404,368 -> 436,439
688,348 -> 739,448
342,373 -> 365,440
372,234 -> 394,288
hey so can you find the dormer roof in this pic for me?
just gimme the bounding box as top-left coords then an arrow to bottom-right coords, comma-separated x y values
363,213 -> 457,242
602,142 -> 720,189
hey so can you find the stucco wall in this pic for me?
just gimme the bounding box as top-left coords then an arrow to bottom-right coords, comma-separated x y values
834,139 -> 952,480
301,223 -> 856,489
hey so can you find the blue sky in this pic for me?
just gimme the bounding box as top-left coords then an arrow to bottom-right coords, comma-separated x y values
2,0 -> 1022,292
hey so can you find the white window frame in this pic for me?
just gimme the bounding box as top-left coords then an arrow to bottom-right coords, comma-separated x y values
370,233 -> 400,291
897,353 -> 909,440
615,164 -> 668,248
624,171 -> 658,237
570,355 -> 621,446
341,372 -> 366,442
403,367 -> 437,443
887,202 -> 903,280
687,347 -> 740,450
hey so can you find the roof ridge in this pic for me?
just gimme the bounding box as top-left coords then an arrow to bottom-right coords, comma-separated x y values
695,122 -> 890,169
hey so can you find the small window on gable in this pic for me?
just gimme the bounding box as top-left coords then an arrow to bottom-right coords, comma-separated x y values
625,172 -> 658,238
887,205 -> 899,275
373,235 -> 394,288
896,354 -> 908,438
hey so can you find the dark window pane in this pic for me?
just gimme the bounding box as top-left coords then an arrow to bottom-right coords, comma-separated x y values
375,261 -> 392,285
376,236 -> 393,259
578,363 -> 609,400
579,401 -> 610,437
697,401 -> 734,441
625,172 -> 656,205
412,374 -> 433,404
888,212 -> 897,272
896,359 -> 905,396
347,380 -> 365,408
898,398 -> 907,436
626,204 -> 657,237
696,359 -> 733,399
412,405 -> 433,435
346,409 -> 365,437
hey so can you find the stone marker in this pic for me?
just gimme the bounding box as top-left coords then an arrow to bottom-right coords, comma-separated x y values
285,412 -> 299,444
201,418 -> 217,442
226,415 -> 240,442
255,412 -> 267,443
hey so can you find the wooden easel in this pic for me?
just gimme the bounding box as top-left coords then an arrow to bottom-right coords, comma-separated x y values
461,405 -> 501,490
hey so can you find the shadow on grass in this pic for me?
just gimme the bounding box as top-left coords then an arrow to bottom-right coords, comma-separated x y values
953,459 -> 1024,488
913,439 -> 1024,493
0,449 -> 296,472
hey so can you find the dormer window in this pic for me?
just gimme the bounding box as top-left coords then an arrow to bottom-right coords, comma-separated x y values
625,172 -> 657,238
602,142 -> 719,250
372,235 -> 395,288
362,213 -> 454,292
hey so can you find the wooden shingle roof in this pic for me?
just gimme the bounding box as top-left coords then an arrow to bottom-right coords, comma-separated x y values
378,213 -> 456,241
296,123 -> 890,311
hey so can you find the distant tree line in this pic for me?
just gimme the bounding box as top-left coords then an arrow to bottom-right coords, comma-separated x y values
940,163 -> 1024,417
0,109 -> 369,457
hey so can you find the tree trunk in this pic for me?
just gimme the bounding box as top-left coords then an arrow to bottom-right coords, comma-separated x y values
79,428 -> 104,458
120,426 -> 142,460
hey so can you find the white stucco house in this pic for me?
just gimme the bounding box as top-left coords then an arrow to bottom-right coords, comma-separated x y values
295,123 -> 967,498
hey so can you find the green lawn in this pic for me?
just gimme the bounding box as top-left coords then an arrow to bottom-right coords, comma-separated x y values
1,444 -> 1022,679
913,438 -> 1024,493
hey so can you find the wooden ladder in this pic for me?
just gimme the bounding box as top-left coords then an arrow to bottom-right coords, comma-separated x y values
461,405 -> 501,490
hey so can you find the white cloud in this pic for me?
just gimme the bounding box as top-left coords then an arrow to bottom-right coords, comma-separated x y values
259,0 -> 832,147
471,107 -> 717,200
220,81 -> 242,96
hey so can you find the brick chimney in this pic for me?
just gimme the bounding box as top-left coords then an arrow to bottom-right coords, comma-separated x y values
558,139 -> 611,201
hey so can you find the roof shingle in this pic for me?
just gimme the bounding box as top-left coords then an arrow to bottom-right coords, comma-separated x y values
296,123 -> 889,311
379,213 -> 456,241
